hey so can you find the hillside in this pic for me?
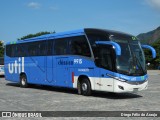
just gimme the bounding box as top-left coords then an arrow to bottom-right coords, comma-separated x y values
137,26 -> 160,44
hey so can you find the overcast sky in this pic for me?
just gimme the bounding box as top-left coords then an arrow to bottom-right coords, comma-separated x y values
0,0 -> 160,43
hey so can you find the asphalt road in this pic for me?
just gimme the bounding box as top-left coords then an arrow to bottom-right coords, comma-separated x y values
0,71 -> 160,119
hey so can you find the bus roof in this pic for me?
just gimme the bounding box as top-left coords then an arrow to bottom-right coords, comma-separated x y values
6,28 -> 134,45
6,29 -> 84,45
84,28 -> 133,37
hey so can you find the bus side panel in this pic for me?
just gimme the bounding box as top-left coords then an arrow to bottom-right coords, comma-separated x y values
5,57 -> 21,82
54,56 -> 96,89
26,57 -> 46,85
72,67 -> 95,90
55,57 -> 71,87
46,56 -> 54,84
68,56 -> 96,89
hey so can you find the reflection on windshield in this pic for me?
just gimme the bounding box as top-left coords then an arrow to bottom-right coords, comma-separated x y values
129,43 -> 146,75
112,36 -> 146,76
115,42 -> 139,75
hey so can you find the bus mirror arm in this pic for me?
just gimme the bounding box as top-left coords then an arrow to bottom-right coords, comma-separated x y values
95,41 -> 121,56
141,45 -> 156,59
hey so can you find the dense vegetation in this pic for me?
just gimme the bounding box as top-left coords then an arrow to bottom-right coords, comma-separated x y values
144,38 -> 160,69
137,26 -> 160,44
0,41 -> 4,57
18,31 -> 54,40
137,26 -> 160,69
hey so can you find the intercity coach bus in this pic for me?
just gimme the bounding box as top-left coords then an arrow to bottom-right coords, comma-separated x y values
4,28 -> 156,96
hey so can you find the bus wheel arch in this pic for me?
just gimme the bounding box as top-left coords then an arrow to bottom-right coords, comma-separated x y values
77,75 -> 92,96
20,72 -> 28,88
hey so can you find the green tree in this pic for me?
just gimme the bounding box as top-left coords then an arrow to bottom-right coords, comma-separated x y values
144,38 -> 160,69
0,41 -> 4,57
18,31 -> 55,40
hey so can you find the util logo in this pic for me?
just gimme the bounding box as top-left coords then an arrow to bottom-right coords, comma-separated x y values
8,57 -> 24,74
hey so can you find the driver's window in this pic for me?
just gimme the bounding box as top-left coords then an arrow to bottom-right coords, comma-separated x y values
96,45 -> 114,71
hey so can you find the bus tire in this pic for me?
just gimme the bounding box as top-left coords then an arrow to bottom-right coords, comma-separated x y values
77,80 -> 82,95
20,74 -> 28,88
80,78 -> 91,96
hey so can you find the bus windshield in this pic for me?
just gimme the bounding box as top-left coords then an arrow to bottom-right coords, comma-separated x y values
111,36 -> 146,76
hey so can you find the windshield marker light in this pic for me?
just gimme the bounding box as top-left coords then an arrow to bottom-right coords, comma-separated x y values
132,36 -> 137,40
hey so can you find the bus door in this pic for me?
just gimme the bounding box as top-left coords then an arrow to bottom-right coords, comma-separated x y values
97,45 -> 114,92
55,57 -> 70,87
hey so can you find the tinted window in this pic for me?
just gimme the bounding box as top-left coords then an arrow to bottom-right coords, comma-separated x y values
14,44 -> 27,57
6,36 -> 91,57
54,38 -> 68,55
6,41 -> 47,57
6,45 -> 13,57
69,36 -> 91,57
87,34 -> 109,47
28,41 -> 46,56
96,45 -> 114,71
47,40 -> 54,55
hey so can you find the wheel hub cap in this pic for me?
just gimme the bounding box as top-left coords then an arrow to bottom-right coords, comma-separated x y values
82,83 -> 87,91
22,78 -> 26,85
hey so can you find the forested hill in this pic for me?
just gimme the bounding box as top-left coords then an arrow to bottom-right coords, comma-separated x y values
137,26 -> 160,44
137,26 -> 160,69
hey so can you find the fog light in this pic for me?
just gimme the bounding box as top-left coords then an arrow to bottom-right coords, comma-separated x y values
118,85 -> 124,90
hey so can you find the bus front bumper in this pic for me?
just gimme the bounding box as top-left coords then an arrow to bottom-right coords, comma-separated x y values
113,80 -> 148,93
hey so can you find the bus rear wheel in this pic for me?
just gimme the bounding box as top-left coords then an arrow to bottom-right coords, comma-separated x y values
20,74 -> 28,88
79,78 -> 91,96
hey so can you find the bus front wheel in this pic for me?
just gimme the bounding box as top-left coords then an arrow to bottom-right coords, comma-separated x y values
20,74 -> 28,88
79,78 -> 91,96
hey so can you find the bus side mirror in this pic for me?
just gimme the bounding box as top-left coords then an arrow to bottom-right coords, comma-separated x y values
141,45 -> 156,59
95,41 -> 121,56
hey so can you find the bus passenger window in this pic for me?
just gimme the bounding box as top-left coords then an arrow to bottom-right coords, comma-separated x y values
6,45 -> 13,57
47,40 -> 53,55
38,41 -> 46,56
69,36 -> 91,57
54,39 -> 68,55
97,45 -> 113,71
